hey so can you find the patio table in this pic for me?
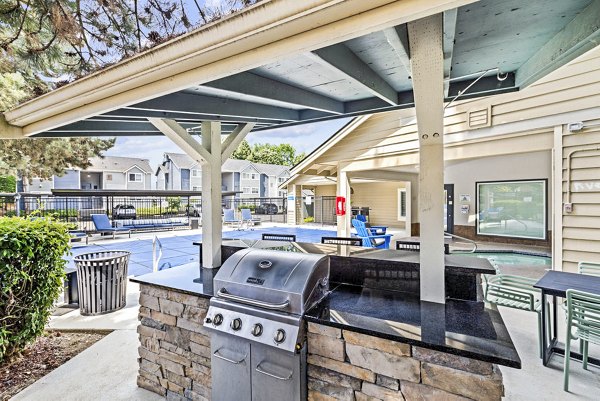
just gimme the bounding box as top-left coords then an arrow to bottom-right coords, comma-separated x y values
534,270 -> 600,367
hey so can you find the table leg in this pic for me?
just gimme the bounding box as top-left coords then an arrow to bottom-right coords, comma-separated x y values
541,291 -> 550,365
552,295 -> 558,340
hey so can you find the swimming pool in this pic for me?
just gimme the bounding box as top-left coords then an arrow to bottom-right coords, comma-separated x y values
454,251 -> 552,268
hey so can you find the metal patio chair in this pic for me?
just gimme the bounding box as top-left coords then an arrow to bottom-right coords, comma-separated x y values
564,289 -> 600,391
223,208 -> 242,230
578,261 -> 600,277
484,274 -> 548,358
240,208 -> 255,230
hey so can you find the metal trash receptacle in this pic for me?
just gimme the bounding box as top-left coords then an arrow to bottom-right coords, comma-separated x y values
73,250 -> 131,316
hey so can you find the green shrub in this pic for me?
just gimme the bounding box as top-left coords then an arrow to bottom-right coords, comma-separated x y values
0,217 -> 71,362
304,216 -> 315,223
237,204 -> 256,212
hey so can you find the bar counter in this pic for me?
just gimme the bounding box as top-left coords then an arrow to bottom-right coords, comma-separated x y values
131,242 -> 519,401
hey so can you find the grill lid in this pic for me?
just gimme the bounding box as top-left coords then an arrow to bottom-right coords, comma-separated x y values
214,248 -> 329,316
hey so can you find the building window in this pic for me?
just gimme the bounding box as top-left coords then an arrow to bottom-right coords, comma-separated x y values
251,187 -> 259,194
106,174 -> 113,181
476,179 -> 547,240
192,169 -> 201,177
278,177 -> 286,183
242,173 -> 250,179
278,190 -> 286,197
192,186 -> 201,191
251,173 -> 258,180
129,173 -> 142,182
242,187 -> 250,193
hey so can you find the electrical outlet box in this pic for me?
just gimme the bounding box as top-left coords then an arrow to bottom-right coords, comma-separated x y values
564,203 -> 573,213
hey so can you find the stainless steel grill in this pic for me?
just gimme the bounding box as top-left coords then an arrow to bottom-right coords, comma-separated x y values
204,248 -> 329,401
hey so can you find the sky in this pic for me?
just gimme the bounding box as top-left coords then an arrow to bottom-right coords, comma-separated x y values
105,118 -> 351,171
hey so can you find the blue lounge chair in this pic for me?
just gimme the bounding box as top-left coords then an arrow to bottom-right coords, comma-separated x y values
355,214 -> 388,235
352,218 -> 392,249
223,208 -> 241,229
240,208 -> 255,230
91,214 -> 131,239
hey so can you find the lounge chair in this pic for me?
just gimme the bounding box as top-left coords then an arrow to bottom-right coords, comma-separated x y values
355,214 -> 387,235
240,208 -> 255,230
91,214 -> 131,239
223,208 -> 242,230
352,219 -> 391,249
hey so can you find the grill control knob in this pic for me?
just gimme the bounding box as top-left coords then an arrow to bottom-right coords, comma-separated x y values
274,329 -> 286,344
251,323 -> 263,337
231,318 -> 242,331
213,314 -> 223,326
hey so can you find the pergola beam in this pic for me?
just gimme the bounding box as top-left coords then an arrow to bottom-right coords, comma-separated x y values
442,9 -> 458,97
105,108 -> 286,125
516,0 -> 600,88
384,25 -> 411,73
133,92 -> 300,122
205,72 -> 344,115
148,118 -> 213,165
310,44 -> 399,106
221,123 -> 256,162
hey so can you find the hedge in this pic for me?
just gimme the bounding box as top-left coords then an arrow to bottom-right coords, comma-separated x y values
0,217 -> 71,362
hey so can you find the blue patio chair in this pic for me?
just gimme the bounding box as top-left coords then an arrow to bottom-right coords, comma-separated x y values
91,214 -> 131,239
240,208 -> 255,230
355,214 -> 387,235
223,208 -> 241,230
352,218 -> 391,249
564,289 -> 600,391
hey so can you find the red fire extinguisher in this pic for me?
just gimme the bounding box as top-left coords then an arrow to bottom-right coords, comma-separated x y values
336,196 -> 346,216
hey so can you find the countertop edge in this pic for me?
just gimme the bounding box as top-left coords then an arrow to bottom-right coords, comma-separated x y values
303,314 -> 521,369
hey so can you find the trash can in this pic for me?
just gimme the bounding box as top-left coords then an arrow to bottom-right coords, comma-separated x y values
190,218 -> 200,230
73,250 -> 131,316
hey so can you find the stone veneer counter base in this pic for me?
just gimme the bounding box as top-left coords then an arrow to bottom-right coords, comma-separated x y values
132,265 -> 520,401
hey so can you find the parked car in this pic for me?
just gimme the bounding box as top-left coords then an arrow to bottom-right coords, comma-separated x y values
112,204 -> 136,220
256,203 -> 278,215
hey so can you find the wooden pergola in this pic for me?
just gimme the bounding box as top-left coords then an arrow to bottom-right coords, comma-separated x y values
2,0 -> 599,303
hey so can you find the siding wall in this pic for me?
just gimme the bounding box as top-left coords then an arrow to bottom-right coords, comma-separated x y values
560,117 -> 600,272
351,182 -> 407,228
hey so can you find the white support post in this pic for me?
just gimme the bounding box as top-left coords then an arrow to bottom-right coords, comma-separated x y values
149,119 -> 253,269
201,121 -> 223,269
408,14 -> 446,304
336,163 -> 351,237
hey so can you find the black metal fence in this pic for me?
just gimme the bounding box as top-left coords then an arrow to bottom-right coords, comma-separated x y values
0,193 -> 287,231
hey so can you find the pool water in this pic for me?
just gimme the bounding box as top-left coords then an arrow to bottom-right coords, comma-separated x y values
455,251 -> 552,268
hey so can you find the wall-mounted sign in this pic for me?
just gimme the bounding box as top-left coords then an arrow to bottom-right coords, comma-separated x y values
287,195 -> 295,201
305,196 -> 312,205
459,194 -> 471,202
461,204 -> 470,214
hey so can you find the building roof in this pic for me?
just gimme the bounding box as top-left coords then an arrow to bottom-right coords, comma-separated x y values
253,162 -> 290,176
161,153 -> 290,175
165,153 -> 199,170
88,156 -> 152,174
4,0 -> 596,139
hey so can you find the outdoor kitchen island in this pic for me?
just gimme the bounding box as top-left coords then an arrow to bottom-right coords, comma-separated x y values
131,244 -> 520,401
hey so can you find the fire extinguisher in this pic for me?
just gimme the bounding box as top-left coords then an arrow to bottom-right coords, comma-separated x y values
336,196 -> 346,216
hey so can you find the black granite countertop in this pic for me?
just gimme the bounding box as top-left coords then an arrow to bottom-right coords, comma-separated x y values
130,264 -> 215,298
304,284 -> 521,369
193,240 -> 495,275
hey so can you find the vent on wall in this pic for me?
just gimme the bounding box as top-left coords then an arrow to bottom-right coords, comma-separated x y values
467,106 -> 491,129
